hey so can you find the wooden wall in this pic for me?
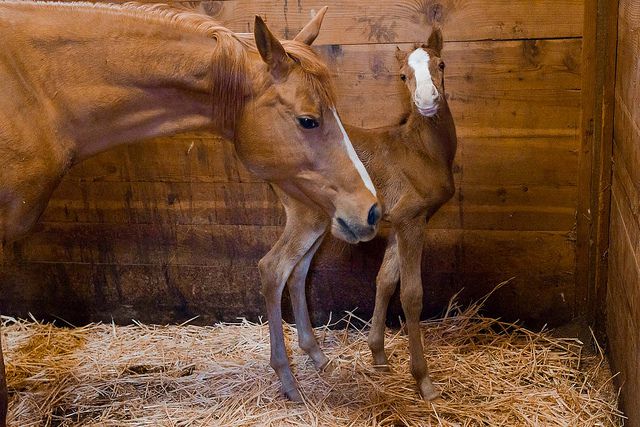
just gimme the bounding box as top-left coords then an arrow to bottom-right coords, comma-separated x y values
0,1 -> 584,328
607,0 -> 640,423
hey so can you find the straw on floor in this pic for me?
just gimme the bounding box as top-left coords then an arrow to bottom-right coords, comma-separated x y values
2,299 -> 624,426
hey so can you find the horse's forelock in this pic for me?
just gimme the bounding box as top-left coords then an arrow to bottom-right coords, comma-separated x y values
282,41 -> 336,108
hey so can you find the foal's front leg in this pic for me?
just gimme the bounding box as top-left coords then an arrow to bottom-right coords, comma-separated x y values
258,192 -> 328,401
396,219 -> 438,401
286,231 -> 330,371
367,233 -> 400,369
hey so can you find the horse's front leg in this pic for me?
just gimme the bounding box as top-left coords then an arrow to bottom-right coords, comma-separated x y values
286,230 -> 329,371
258,191 -> 328,401
396,219 -> 439,401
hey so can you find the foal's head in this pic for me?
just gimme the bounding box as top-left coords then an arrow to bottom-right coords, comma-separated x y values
396,29 -> 446,118
235,9 -> 380,243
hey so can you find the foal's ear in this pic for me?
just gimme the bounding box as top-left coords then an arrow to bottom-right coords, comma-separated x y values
293,6 -> 328,45
427,28 -> 443,56
395,46 -> 408,63
254,16 -> 290,78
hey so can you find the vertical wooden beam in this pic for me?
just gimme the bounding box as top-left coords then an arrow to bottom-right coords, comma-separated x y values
575,0 -> 618,336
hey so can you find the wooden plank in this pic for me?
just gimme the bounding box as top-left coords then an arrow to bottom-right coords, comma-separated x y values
611,178 -> 640,280
605,1 -> 640,423
0,262 -> 575,328
42,179 -> 577,231
461,136 -> 579,187
614,97 -> 640,199
609,190 -> 640,332
63,134 -> 580,188
322,39 -> 581,129
615,0 -> 640,126
199,0 -> 583,44
43,181 -> 286,226
607,207 -> 640,427
66,136 -> 256,184
5,224 -> 575,275
574,0 -> 618,330
0,263 -> 267,325
606,264 -> 640,427
613,140 -> 640,226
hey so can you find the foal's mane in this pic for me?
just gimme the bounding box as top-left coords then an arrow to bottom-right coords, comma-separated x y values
8,1 -> 336,132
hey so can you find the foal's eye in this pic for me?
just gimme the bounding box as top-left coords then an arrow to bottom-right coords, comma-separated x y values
400,74 -> 407,81
297,116 -> 319,129
439,61 -> 446,71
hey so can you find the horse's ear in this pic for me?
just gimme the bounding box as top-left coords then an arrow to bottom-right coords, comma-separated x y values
293,6 -> 328,45
395,46 -> 407,63
254,16 -> 290,78
427,28 -> 443,55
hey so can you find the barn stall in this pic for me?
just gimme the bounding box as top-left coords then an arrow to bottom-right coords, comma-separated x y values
0,0 -> 636,425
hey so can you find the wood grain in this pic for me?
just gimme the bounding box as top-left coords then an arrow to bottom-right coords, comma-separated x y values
318,39 -> 581,129
1,229 -> 576,327
64,135 -> 580,187
198,0 -> 583,44
606,0 -> 640,424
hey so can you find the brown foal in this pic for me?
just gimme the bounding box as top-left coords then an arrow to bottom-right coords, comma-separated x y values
0,3 -> 381,423
277,29 -> 457,401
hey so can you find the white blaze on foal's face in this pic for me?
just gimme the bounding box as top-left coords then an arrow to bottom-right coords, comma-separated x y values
408,48 -> 440,116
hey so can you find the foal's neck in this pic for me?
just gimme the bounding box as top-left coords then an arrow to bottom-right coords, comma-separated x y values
402,102 -> 457,167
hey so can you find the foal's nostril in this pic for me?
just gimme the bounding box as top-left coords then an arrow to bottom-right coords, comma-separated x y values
367,203 -> 381,226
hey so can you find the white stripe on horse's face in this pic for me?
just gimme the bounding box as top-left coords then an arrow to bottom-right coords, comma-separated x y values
408,48 -> 439,116
331,108 -> 377,197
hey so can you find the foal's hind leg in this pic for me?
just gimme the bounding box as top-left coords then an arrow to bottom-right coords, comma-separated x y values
286,232 -> 330,371
396,219 -> 438,401
259,188 -> 328,401
367,233 -> 399,369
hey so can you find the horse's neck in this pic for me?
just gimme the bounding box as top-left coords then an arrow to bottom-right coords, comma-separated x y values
402,102 -> 457,167
5,4 -> 227,160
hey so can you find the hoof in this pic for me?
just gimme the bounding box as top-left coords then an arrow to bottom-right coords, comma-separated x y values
312,354 -> 331,372
284,386 -> 303,402
419,380 -> 440,402
372,363 -> 391,372
371,352 -> 389,369
317,358 -> 335,374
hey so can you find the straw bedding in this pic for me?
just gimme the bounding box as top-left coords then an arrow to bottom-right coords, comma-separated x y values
2,300 -> 624,426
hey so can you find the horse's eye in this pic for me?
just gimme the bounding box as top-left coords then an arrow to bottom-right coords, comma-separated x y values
297,116 -> 319,129
400,74 -> 407,81
439,61 -> 446,71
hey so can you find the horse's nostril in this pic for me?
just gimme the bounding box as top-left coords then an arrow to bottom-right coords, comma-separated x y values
367,203 -> 381,226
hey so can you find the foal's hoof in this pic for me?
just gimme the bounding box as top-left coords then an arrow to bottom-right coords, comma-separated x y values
372,363 -> 391,372
312,354 -> 331,372
419,381 -> 440,402
284,386 -> 303,402
317,358 -> 335,374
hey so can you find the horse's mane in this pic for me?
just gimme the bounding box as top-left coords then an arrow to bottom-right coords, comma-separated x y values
5,1 -> 336,131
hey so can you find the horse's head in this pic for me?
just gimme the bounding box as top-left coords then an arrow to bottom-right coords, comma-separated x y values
235,8 -> 380,243
396,29 -> 446,118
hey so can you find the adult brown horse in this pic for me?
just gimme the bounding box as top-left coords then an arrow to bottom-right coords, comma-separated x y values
0,2 -> 381,423
266,29 -> 457,401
